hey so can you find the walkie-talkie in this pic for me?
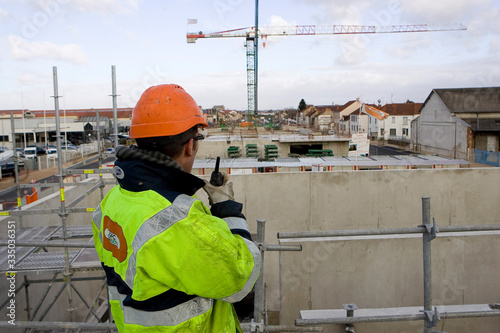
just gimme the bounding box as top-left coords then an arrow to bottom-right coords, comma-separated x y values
209,156 -> 224,186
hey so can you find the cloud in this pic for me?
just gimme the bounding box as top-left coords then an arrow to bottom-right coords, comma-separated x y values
490,37 -> 500,54
7,35 -> 88,64
67,0 -> 142,15
268,15 -> 295,27
0,7 -> 8,20
18,71 -> 46,84
400,0 -> 491,25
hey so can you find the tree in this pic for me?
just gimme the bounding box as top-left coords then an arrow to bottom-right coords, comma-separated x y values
298,99 -> 307,111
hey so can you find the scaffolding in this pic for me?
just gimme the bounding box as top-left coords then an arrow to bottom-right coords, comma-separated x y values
278,197 -> 500,332
2,192 -> 500,332
0,66 -> 118,332
0,66 -> 322,333
0,67 -> 498,333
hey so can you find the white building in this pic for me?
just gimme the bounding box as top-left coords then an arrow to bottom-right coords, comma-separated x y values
338,101 -> 388,138
379,102 -> 422,141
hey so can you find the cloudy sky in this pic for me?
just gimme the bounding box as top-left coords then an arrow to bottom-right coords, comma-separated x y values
0,0 -> 498,112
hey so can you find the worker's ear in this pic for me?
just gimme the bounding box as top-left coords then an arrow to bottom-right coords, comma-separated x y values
184,138 -> 195,157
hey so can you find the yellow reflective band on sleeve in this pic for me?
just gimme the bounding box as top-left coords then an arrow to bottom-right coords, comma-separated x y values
0,212 -> 10,216
220,238 -> 261,303
84,170 -> 94,174
60,188 -> 65,202
108,286 -> 213,327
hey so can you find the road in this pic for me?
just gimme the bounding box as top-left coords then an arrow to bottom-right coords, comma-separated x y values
370,145 -> 414,156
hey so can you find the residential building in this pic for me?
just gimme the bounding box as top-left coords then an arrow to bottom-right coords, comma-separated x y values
338,100 -> 362,136
298,105 -> 317,127
217,109 -> 242,125
363,104 -> 389,139
379,102 -> 422,141
315,105 -> 339,131
337,100 -> 387,138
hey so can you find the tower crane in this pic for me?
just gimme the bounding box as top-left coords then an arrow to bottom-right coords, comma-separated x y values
187,23 -> 466,121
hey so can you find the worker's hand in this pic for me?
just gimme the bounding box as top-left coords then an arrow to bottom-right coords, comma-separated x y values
203,173 -> 234,205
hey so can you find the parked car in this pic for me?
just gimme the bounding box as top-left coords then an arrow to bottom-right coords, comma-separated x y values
16,148 -> 24,158
60,141 -> 74,147
26,145 -> 46,155
60,145 -> 78,150
105,147 -> 116,154
46,148 -> 58,159
42,144 -> 56,151
1,161 -> 24,177
24,147 -> 38,159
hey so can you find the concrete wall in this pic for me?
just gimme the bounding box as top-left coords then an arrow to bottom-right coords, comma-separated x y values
1,168 -> 499,332
198,138 -> 349,159
413,93 -> 469,159
226,168 -> 500,332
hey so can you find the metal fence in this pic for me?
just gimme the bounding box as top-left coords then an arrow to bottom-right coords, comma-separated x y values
474,148 -> 500,167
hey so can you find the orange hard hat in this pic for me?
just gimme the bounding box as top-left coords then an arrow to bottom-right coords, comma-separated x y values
129,84 -> 208,139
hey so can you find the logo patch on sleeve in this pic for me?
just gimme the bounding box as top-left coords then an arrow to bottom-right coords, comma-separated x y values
102,216 -> 128,262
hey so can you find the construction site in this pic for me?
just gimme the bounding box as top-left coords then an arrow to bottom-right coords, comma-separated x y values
0,100 -> 499,333
1,1 -> 499,332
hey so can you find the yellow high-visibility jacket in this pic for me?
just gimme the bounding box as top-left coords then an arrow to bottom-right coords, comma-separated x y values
92,150 -> 261,332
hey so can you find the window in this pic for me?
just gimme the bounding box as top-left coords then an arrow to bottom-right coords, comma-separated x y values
403,117 -> 408,125
392,117 -> 396,123
402,128 -> 409,136
390,128 -> 396,136
290,144 -> 322,155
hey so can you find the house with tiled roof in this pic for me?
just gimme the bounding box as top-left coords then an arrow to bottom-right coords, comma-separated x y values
412,87 -> 500,163
362,104 -> 389,138
338,100 -> 362,136
217,109 -> 242,125
298,104 -> 342,130
298,105 -> 317,127
336,100 -> 387,137
379,102 -> 422,141
314,105 -> 338,131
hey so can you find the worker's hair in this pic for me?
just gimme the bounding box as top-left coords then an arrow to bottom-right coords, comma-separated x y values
135,125 -> 199,158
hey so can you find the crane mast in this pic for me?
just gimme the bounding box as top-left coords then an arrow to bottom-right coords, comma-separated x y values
187,23 -> 466,121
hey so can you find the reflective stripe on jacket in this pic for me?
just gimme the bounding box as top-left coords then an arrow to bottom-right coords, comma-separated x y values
92,185 -> 261,332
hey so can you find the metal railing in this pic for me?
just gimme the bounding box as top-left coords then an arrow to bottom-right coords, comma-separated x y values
2,191 -> 500,332
278,197 -> 500,332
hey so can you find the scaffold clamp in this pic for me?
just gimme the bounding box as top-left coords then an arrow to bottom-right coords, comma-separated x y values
250,318 -> 264,333
419,218 -> 438,241
342,303 -> 358,315
420,306 -> 440,327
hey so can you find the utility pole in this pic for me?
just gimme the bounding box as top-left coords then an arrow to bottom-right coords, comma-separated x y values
111,65 -> 119,148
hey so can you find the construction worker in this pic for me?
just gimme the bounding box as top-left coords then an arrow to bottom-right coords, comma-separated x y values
92,84 -> 261,332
